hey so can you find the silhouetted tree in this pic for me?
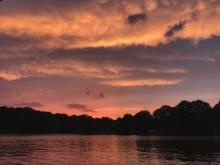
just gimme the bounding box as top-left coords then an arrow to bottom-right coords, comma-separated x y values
0,99 -> 219,135
133,111 -> 153,135
211,100 -> 220,134
213,100 -> 220,111
153,105 -> 176,134
116,114 -> 133,134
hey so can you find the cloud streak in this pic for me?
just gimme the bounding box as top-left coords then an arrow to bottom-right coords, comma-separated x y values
101,79 -> 183,87
66,103 -> 96,113
165,21 -> 187,38
14,102 -> 44,108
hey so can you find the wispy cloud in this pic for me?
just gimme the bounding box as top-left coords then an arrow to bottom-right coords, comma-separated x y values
14,102 -> 44,108
66,103 -> 96,113
101,79 -> 183,87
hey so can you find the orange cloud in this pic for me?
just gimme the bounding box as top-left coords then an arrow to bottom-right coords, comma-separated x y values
0,0 -> 220,49
0,56 -> 188,81
101,79 -> 183,87
0,71 -> 22,81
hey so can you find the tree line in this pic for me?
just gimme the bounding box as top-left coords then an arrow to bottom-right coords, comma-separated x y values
0,100 -> 220,135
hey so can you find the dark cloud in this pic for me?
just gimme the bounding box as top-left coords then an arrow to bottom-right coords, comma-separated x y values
0,32 -> 57,56
1,0 -> 91,13
48,40 -> 210,69
15,102 -> 44,108
66,103 -> 96,113
37,38 -> 217,84
165,21 -> 187,37
127,13 -> 146,24
0,33 -> 33,48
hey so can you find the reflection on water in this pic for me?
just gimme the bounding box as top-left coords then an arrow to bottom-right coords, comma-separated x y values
0,135 -> 220,165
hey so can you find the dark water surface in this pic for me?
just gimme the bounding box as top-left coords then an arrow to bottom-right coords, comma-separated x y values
0,135 -> 220,165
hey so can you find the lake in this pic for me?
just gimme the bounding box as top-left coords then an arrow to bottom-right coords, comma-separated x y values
0,135 -> 220,165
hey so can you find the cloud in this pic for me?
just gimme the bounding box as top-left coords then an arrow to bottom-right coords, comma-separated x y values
101,78 -> 183,87
0,43 -> 191,81
165,21 -> 187,37
0,38 -> 218,88
0,71 -> 22,81
66,103 -> 96,113
14,102 -> 44,108
127,13 -> 146,24
0,1 -> 220,48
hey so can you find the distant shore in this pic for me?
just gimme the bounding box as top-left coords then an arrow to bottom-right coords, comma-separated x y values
0,99 -> 220,135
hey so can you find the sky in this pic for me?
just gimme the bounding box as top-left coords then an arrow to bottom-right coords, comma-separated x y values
0,0 -> 220,118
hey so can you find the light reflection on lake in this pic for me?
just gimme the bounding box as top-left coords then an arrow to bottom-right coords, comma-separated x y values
0,135 -> 220,165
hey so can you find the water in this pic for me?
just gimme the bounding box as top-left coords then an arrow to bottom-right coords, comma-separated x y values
0,135 -> 220,165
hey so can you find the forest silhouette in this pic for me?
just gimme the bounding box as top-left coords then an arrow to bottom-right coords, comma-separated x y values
0,100 -> 220,135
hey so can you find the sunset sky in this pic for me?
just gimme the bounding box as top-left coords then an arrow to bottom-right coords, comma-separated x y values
0,0 -> 220,118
